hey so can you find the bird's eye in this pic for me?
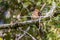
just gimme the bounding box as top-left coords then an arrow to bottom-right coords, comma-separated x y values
38,12 -> 41,16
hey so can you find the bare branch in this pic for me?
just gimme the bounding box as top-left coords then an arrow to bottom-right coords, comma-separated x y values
18,27 -> 36,40
15,27 -> 30,40
0,19 -> 39,28
44,2 -> 56,18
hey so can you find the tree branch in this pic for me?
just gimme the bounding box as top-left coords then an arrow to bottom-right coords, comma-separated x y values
0,2 -> 56,29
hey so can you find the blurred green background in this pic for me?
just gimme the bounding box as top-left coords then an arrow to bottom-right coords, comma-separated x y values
0,0 -> 60,40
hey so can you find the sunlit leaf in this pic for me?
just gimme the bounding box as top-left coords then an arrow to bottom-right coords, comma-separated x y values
23,2 -> 31,8
17,0 -> 21,3
0,37 -> 3,40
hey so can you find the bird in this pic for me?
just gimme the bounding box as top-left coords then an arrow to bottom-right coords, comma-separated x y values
31,8 -> 42,28
31,8 -> 41,20
31,9 -> 46,39
31,3 -> 46,20
31,3 -> 47,40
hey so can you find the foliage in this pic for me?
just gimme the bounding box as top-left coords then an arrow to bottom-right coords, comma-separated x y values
0,0 -> 60,40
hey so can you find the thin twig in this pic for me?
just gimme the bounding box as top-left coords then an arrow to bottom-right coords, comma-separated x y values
15,27 -> 30,40
18,27 -> 36,40
40,3 -> 46,12
44,2 -> 56,18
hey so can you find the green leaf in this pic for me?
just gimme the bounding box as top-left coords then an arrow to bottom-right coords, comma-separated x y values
47,0 -> 52,4
23,2 -> 31,8
36,2 -> 41,6
0,0 -> 2,3
17,0 -> 21,3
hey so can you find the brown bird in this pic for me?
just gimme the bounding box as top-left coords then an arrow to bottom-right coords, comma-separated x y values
32,9 -> 46,40
31,8 -> 42,29
31,9 -> 41,20
31,3 -> 46,40
31,3 -> 46,20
